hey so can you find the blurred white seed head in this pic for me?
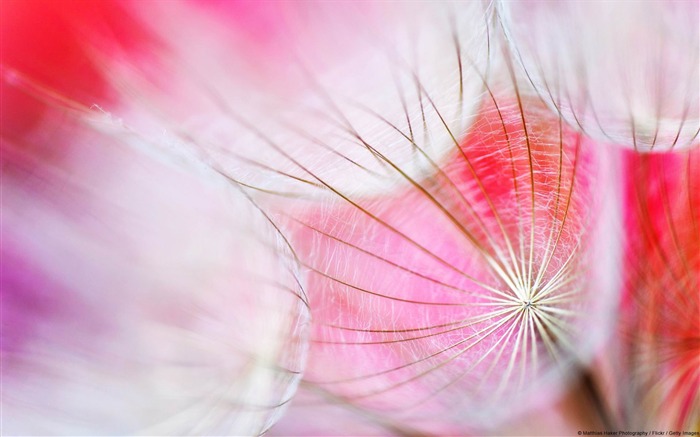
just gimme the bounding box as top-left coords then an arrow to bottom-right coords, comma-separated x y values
99,1 -> 497,200
1,107 -> 309,435
499,0 -> 700,151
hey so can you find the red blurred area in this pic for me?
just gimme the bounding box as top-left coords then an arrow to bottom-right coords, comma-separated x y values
1,0 -> 147,138
622,148 -> 700,428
